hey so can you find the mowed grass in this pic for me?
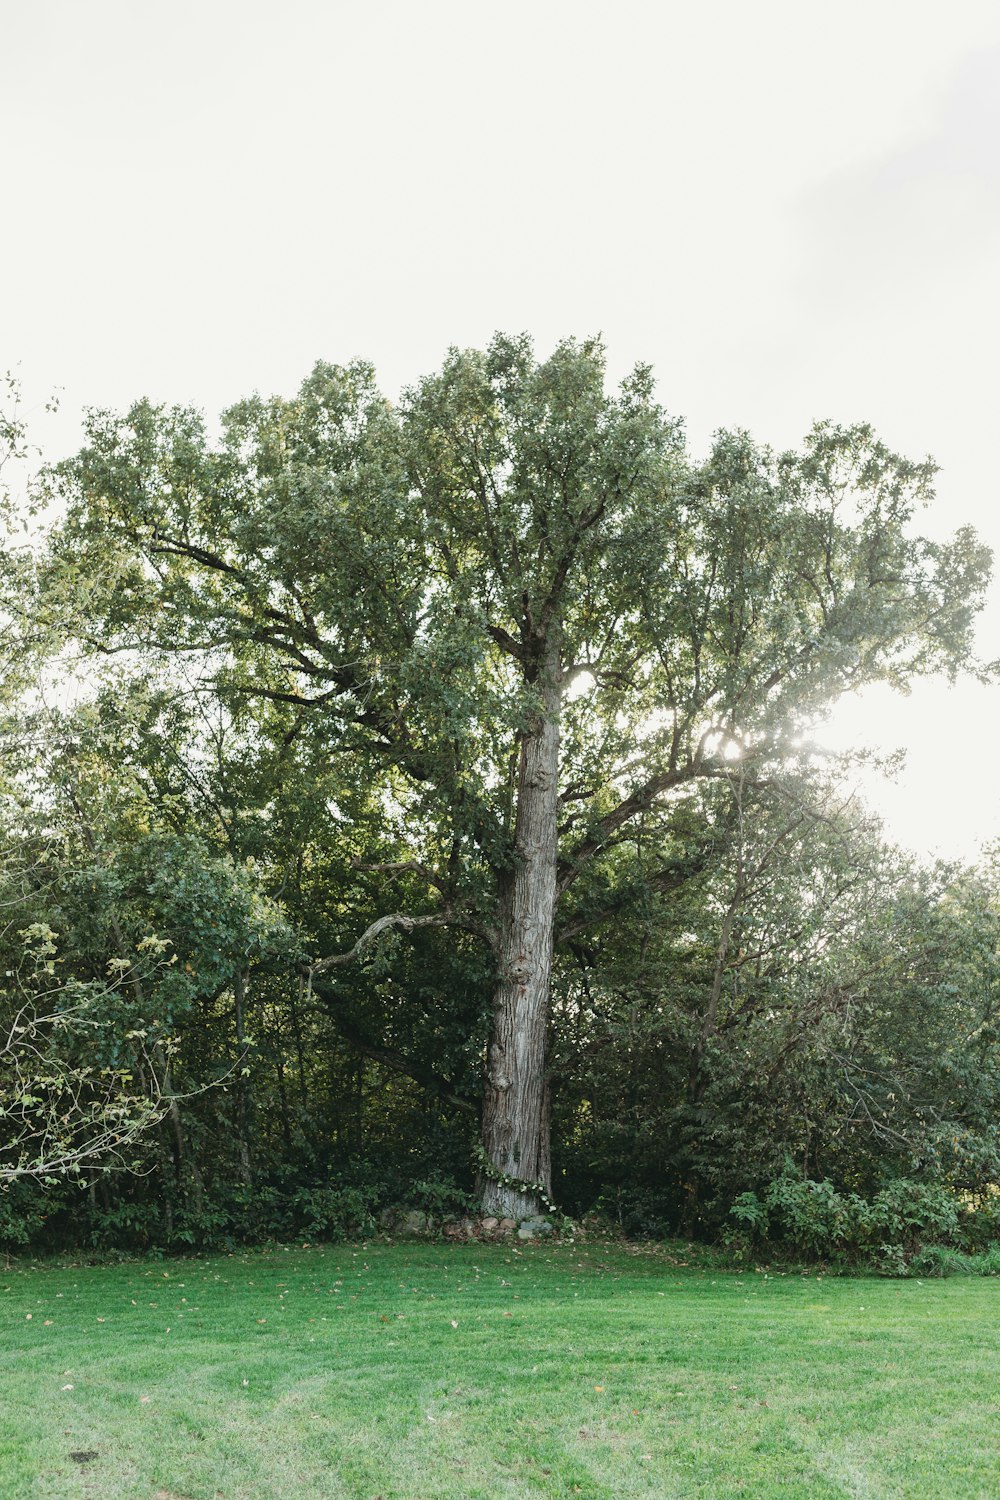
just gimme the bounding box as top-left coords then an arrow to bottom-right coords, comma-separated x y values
2,1241 -> 999,1499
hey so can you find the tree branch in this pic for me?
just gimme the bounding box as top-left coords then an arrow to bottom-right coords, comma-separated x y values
310,906 -> 496,975
306,980 -> 478,1116
351,859 -> 448,893
555,856 -> 708,944
556,763 -> 705,895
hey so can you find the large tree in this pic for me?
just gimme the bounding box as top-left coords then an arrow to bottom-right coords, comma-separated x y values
43,335 -> 990,1215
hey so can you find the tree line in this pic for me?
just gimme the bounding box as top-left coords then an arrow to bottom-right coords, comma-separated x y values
2,337 -> 998,1253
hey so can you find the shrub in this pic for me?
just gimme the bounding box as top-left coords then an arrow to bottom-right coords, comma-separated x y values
729,1191 -> 769,1237
958,1197 -> 1000,1252
759,1169 -> 863,1259
869,1182 -> 959,1249
290,1184 -> 376,1241
726,1168 -> 997,1271
0,1184 -> 42,1249
909,1244 -> 971,1277
968,1244 -> 1000,1276
409,1175 -> 476,1220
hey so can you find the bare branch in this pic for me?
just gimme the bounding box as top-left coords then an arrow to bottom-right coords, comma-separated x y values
350,859 -> 447,893
310,906 -> 496,975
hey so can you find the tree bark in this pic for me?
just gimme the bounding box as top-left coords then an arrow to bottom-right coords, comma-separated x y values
233,968 -> 252,1183
481,644 -> 561,1217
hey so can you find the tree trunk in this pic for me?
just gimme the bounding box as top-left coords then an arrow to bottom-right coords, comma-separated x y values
480,646 -> 561,1218
233,969 -> 252,1183
151,1037 -> 188,1224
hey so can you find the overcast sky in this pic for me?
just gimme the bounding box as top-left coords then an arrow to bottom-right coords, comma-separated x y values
3,0 -> 998,860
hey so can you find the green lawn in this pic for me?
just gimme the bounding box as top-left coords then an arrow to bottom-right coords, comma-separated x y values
1,1241 -> 998,1499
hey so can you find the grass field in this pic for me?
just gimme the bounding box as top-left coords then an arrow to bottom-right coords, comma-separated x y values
2,1240 -> 998,1499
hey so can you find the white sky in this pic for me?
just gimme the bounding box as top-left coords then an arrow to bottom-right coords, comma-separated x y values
2,0 -> 999,862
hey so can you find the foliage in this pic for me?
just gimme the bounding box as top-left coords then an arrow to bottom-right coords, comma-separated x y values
33,335 -> 991,1216
0,919 -> 176,1184
724,1166 -> 997,1269
0,340 -> 995,1248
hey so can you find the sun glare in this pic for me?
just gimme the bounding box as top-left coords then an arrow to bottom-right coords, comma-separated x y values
816,679 -> 998,865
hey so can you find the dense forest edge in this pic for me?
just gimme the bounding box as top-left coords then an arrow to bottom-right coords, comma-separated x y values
2,338 -> 999,1274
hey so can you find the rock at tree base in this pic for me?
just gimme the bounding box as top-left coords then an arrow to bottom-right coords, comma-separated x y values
386,1209 -> 430,1235
442,1218 -> 478,1240
517,1215 -> 553,1240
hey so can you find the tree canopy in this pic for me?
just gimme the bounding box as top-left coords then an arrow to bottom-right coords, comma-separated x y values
0,338 -> 996,1250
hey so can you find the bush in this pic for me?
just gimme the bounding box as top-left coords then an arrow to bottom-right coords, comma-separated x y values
909,1244 -> 970,1278
970,1244 -> 1000,1276
408,1175 -> 476,1221
0,1184 -> 44,1249
290,1184 -> 376,1241
869,1182 -> 959,1249
726,1168 -> 998,1271
760,1169 -> 867,1259
729,1191 -> 769,1237
958,1196 -> 1000,1252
